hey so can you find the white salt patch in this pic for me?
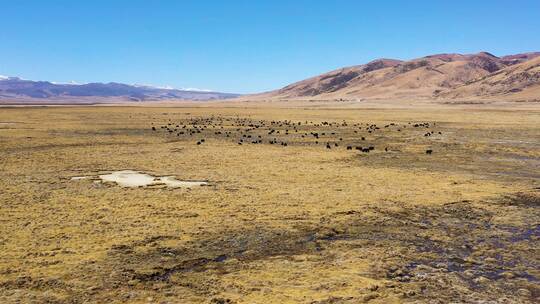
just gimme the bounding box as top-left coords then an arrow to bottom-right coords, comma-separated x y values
159,176 -> 208,188
94,170 -> 208,188
99,170 -> 156,187
70,176 -> 91,180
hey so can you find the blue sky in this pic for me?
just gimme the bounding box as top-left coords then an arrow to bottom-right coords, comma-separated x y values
1,0 -> 539,93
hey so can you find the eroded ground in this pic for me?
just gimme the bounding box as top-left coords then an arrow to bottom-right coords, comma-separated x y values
0,104 -> 539,303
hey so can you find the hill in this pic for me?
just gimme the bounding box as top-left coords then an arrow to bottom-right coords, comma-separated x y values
438,56 -> 540,100
248,52 -> 540,101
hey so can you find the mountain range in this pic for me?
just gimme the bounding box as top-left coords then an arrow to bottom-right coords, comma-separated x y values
2,51 -> 539,104
248,51 -> 540,102
0,77 -> 240,103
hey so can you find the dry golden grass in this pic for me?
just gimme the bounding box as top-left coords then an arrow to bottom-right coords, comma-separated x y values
0,103 -> 539,303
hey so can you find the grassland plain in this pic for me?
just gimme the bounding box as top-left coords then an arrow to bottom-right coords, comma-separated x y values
0,103 -> 539,303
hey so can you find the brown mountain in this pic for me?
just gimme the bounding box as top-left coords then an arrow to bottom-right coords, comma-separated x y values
249,52 -> 540,101
439,55 -> 540,100
273,58 -> 403,98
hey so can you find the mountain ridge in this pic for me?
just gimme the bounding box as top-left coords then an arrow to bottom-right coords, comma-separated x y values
247,51 -> 540,102
0,77 -> 240,103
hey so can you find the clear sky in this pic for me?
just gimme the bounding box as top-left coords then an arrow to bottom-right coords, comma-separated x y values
1,0 -> 539,93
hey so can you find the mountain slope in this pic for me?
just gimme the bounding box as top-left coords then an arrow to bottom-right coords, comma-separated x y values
250,52 -> 540,101
0,77 -> 240,103
274,59 -> 403,98
438,56 -> 540,100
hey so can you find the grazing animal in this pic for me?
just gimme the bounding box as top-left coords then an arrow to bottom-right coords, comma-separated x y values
426,149 -> 433,154
347,146 -> 352,150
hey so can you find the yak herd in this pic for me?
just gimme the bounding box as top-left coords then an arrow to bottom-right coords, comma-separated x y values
151,116 -> 437,154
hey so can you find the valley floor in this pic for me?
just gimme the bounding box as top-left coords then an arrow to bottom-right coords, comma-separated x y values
0,102 -> 539,303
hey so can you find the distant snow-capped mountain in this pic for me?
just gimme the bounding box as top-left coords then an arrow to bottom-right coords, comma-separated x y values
0,76 -> 240,102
